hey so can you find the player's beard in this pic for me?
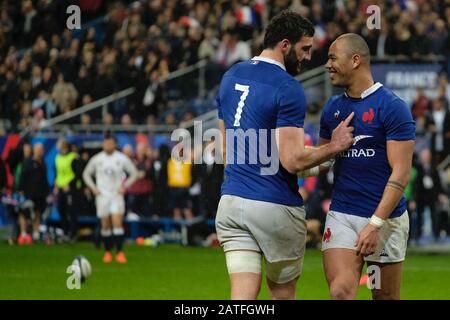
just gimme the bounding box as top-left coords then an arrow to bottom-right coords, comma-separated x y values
284,47 -> 302,76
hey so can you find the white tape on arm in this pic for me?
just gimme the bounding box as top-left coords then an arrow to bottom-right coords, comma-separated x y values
321,158 -> 335,169
369,215 -> 385,229
297,166 -> 320,178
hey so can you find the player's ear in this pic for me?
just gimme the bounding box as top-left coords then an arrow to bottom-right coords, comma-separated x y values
280,39 -> 291,52
352,53 -> 361,69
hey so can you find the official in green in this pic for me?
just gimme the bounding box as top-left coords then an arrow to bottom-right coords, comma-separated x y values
55,139 -> 78,241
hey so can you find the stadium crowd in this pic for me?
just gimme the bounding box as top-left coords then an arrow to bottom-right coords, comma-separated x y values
0,0 -> 449,246
2,0 -> 450,129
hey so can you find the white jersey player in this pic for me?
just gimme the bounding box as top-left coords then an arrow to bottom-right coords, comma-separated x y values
83,134 -> 138,264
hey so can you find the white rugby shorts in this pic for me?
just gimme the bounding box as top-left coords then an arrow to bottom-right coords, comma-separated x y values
321,210 -> 409,263
95,193 -> 125,217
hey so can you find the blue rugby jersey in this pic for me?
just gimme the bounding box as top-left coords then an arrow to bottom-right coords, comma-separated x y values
217,57 -> 308,206
320,83 -> 415,218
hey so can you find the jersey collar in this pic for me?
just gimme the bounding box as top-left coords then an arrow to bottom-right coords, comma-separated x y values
251,56 -> 286,71
344,82 -> 383,99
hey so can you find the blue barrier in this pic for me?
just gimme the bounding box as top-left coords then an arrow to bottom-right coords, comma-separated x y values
44,215 -> 215,240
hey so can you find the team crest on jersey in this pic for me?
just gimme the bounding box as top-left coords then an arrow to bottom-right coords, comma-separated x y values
362,108 -> 375,124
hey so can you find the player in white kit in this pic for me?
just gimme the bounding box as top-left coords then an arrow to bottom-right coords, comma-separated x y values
83,133 -> 138,263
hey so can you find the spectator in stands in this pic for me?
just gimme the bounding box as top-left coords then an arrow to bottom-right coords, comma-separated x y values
438,73 -> 450,104
32,90 -> 57,119
215,29 -> 251,68
127,142 -> 154,217
199,141 -> 223,219
102,113 -> 113,126
31,36 -> 48,70
198,28 -> 219,61
74,67 -> 95,106
152,144 -> 170,217
164,113 -> 176,126
405,156 -> 419,242
12,142 -> 33,245
411,22 -> 433,60
141,70 -> 166,120
54,139 -> 78,241
425,97 -> 450,166
71,147 -> 96,220
0,70 -> 20,129
40,67 -> 56,93
30,65 -> 42,96
412,87 -> 432,129
121,114 -> 133,127
51,73 -> 78,113
415,149 -> 448,242
0,9 -> 14,56
0,155 -> 6,192
430,19 -> 449,56
19,0 -> 39,48
19,143 -> 49,242
79,111 -> 91,128
122,144 -> 134,160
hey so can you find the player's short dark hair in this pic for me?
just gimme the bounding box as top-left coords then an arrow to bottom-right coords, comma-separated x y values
263,10 -> 314,49
104,131 -> 117,142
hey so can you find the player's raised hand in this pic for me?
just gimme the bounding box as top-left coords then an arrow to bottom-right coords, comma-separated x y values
330,112 -> 355,153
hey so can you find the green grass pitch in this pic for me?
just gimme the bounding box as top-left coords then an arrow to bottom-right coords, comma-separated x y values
1,243 -> 449,300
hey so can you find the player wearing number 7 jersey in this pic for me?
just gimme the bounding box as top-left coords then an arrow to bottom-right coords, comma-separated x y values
215,10 -> 355,300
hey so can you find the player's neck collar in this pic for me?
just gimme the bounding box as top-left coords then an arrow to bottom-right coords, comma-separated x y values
344,82 -> 383,99
252,56 -> 286,71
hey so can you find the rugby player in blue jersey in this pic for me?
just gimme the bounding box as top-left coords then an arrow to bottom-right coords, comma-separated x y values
319,34 -> 415,300
215,11 -> 355,300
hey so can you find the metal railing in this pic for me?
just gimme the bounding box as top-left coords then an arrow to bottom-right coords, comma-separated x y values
161,59 -> 208,98
437,154 -> 450,171
19,87 -> 135,137
17,61 -> 328,136
18,59 -> 210,137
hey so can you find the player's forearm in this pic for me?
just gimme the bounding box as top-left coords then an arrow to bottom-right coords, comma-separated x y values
82,171 -> 97,191
291,143 -> 338,173
124,169 -> 139,189
296,146 -> 334,177
372,171 -> 410,220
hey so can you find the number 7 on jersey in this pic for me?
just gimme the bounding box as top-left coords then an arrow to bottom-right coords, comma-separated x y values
233,83 -> 250,127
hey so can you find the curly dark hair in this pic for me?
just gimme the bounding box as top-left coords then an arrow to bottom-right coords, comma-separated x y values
263,10 -> 315,49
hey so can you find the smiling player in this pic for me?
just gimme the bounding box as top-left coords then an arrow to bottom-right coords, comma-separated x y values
319,33 -> 415,300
